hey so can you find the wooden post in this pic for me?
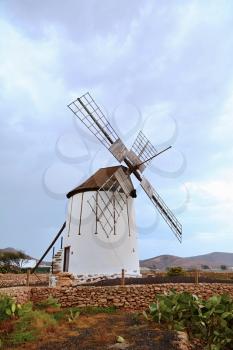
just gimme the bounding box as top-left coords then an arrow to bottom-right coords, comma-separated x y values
26,269 -> 30,287
195,270 -> 199,284
121,269 -> 125,286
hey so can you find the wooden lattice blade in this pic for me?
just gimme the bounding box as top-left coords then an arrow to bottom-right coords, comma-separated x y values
68,92 -> 129,163
88,168 -> 134,238
140,177 -> 182,242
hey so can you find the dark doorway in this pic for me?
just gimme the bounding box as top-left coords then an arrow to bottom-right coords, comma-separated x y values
63,246 -> 70,272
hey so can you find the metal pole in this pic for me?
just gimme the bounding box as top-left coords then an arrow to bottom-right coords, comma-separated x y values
31,222 -> 66,274
137,146 -> 172,167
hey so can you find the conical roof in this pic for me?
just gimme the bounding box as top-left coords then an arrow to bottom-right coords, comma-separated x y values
66,165 -> 134,198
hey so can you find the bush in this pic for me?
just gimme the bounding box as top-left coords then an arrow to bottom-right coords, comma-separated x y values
0,251 -> 29,273
17,302 -> 33,317
52,305 -> 117,322
35,296 -> 61,310
1,300 -> 57,347
9,330 -> 37,344
149,291 -> 233,350
78,306 -> 117,314
201,265 -> 210,270
0,265 -> 21,274
166,266 -> 186,277
9,308 -> 57,345
0,295 -> 20,321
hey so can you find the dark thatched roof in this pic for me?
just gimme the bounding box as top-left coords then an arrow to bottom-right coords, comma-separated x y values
66,165 -> 134,198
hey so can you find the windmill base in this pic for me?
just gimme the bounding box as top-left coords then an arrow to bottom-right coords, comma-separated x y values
50,272 -> 142,287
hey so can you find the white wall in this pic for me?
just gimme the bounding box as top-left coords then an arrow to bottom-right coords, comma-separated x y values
61,191 -> 140,276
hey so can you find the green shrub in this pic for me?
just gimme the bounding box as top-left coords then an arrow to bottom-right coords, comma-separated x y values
9,330 -> 37,345
9,308 -> 57,345
166,266 -> 186,276
0,294 -> 20,321
35,296 -> 61,309
1,299 -> 58,347
149,291 -> 233,350
77,306 -> 117,314
17,302 -> 33,317
67,309 -> 80,322
52,309 -> 66,321
51,305 -> 116,322
0,266 -> 19,273
24,309 -> 57,329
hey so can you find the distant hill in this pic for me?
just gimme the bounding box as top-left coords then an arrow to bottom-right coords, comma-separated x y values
0,247 -> 32,259
0,247 -> 52,266
0,247 -> 22,254
140,252 -> 233,270
0,248 -> 49,264
2,248 -> 233,270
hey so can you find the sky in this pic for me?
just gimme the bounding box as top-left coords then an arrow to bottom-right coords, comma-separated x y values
1,0 -> 233,260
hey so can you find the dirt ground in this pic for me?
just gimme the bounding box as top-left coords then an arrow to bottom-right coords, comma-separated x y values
7,312 -> 185,350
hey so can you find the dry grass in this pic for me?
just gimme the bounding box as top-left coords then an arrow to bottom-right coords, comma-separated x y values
1,307 -> 181,350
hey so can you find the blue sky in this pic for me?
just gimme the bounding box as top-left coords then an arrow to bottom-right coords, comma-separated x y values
0,0 -> 233,260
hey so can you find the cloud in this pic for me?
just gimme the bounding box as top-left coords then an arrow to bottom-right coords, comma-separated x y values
186,179 -> 233,203
211,89 -> 233,144
1,0 -> 233,259
184,176 -> 233,245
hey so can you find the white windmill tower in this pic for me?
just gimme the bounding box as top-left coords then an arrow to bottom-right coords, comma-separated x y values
61,165 -> 140,278
32,93 -> 182,281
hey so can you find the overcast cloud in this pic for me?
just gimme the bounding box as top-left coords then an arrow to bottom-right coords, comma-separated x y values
1,0 -> 233,259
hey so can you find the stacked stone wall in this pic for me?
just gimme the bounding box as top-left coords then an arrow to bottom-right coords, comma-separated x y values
31,283 -> 233,310
0,273 -> 49,288
1,283 -> 232,310
0,287 -> 31,304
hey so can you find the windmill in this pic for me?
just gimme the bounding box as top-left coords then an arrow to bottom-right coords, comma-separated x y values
32,93 -> 182,280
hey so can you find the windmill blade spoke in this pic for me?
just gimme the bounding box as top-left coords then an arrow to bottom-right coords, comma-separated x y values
88,168 -> 134,238
140,177 -> 182,242
114,167 -> 134,196
129,131 -> 158,172
68,92 -> 128,162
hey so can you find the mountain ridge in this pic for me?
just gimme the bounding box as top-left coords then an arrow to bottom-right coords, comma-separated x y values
140,252 -> 233,270
1,248 -> 233,270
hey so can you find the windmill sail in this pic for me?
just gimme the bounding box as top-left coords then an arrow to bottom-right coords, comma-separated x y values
129,131 -> 158,172
68,93 -> 128,162
88,168 -> 134,238
140,177 -> 182,242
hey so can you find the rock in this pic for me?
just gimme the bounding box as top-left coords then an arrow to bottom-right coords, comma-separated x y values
116,336 -> 125,343
175,331 -> 189,350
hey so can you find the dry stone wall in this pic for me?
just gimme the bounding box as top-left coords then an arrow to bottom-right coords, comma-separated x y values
0,273 -> 49,288
31,283 -> 233,310
0,287 -> 31,304
1,283 -> 233,310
